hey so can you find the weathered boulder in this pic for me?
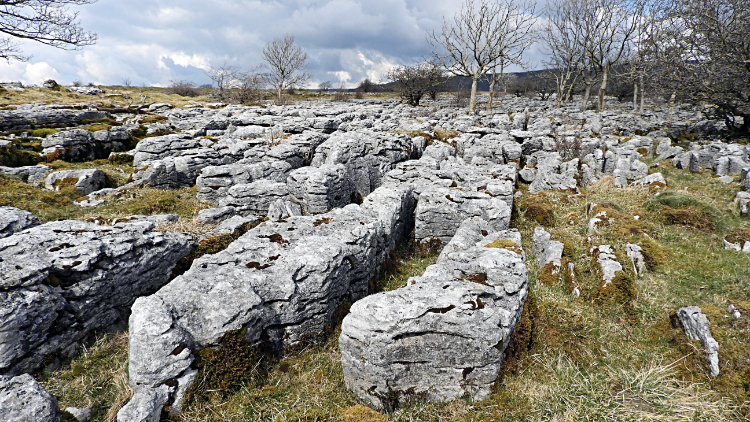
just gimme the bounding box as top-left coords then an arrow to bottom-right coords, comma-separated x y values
0,220 -> 193,374
415,186 -> 511,246
528,153 -> 579,194
121,185 -> 417,419
311,131 -> 418,197
0,164 -> 51,184
41,128 -> 130,162
340,217 -> 528,411
218,180 -> 291,216
676,306 -> 720,377
531,227 -> 563,267
44,169 -> 106,195
197,206 -> 237,224
196,145 -> 305,203
0,374 -> 61,422
0,206 -> 39,239
287,164 -> 356,214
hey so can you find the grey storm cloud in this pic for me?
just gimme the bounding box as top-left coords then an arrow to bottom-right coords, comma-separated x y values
0,0 -> 546,87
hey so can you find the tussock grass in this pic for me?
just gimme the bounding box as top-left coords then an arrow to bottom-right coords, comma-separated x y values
0,173 -> 210,223
42,332 -> 131,422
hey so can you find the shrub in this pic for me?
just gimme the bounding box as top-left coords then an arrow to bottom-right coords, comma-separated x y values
168,80 -> 200,97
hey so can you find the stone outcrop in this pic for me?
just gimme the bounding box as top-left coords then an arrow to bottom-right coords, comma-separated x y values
339,217 -> 528,411
119,185 -> 416,420
0,220 -> 193,375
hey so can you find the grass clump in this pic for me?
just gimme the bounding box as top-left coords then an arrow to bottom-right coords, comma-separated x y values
644,191 -> 723,232
725,228 -> 750,245
373,232 -> 440,292
0,141 -> 44,167
42,332 -> 131,422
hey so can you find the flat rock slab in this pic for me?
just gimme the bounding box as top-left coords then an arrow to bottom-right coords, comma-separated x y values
0,220 -> 193,375
340,217 -> 528,411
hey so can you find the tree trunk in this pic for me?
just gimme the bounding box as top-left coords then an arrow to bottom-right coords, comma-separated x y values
487,76 -> 496,110
597,66 -> 609,112
564,81 -> 575,107
638,77 -> 645,115
581,84 -> 592,112
633,82 -> 638,111
667,91 -> 676,121
469,77 -> 479,113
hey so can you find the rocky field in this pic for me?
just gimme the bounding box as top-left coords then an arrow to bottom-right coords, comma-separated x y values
1,88 -> 749,422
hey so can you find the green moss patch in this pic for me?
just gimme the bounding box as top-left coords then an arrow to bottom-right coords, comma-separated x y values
519,194 -> 555,226
484,239 -> 523,254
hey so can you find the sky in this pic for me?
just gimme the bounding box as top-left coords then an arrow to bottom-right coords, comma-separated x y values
0,0 -> 548,88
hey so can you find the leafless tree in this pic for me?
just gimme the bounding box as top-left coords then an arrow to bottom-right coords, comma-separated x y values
428,0 -> 536,113
261,34 -> 311,104
385,62 -> 449,106
168,80 -> 200,97
541,0 -> 587,107
205,61 -> 239,101
0,0 -> 97,62
318,81 -> 332,92
646,0 -> 749,134
542,0 -> 647,111
227,66 -> 265,104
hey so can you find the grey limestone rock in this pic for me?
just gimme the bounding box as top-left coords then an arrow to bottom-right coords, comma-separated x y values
415,186 -> 511,246
0,104 -> 109,131
44,169 -> 106,195
214,215 -> 258,235
339,217 -> 528,411
42,128 -> 130,162
531,227 -> 563,267
0,206 -> 39,238
590,245 -> 623,290
625,243 -> 646,276
676,306 -> 720,377
311,130 -> 417,197
65,407 -> 92,422
0,164 -> 51,184
629,172 -> 666,187
0,374 -> 61,422
197,206 -> 237,224
0,220 -> 194,375
528,153 -> 579,194
122,185 -> 417,417
287,164 -> 356,214
116,385 -> 170,422
268,199 -> 303,221
218,180 -> 291,216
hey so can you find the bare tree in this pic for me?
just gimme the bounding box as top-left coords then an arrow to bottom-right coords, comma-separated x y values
483,0 -> 537,109
318,81 -> 332,92
0,0 -> 97,62
262,34 -> 311,104
429,0 -> 536,113
541,0 -> 587,108
647,0 -> 749,134
583,0 -> 646,111
205,61 -> 239,101
385,62 -> 449,106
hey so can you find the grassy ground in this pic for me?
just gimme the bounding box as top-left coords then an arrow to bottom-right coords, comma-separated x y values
0,86 -> 404,108
33,156 -> 750,421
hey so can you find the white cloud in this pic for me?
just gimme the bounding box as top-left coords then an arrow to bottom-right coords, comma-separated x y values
0,0 -> 551,87
23,62 -> 60,84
